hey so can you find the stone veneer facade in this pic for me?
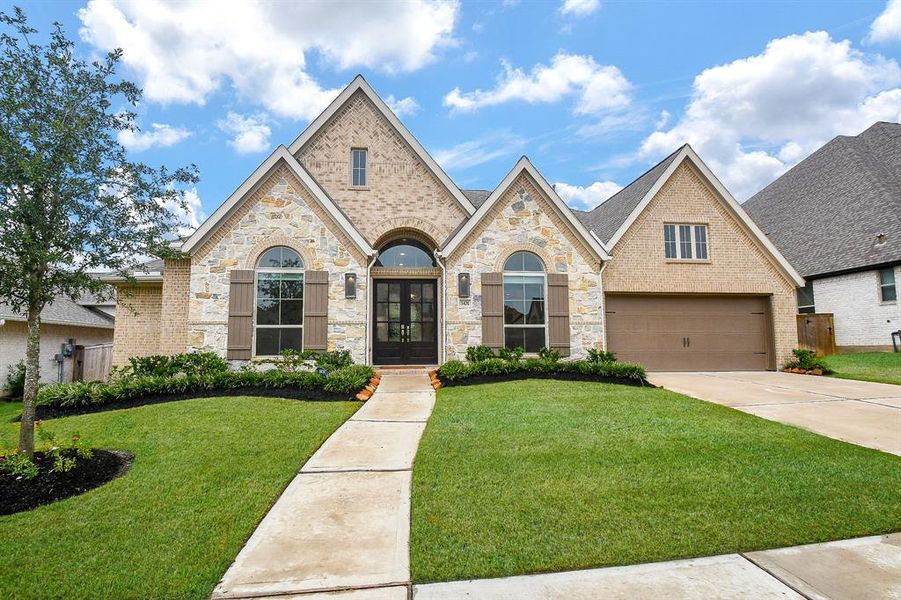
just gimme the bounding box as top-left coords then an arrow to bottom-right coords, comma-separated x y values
603,161 -> 798,367
444,172 -> 605,360
187,166 -> 369,364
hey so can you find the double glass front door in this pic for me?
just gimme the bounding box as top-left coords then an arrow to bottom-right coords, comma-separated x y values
373,279 -> 438,365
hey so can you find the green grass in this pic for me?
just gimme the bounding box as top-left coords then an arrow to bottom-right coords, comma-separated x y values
0,400 -> 21,422
822,352 -> 901,386
411,380 -> 901,582
0,396 -> 359,599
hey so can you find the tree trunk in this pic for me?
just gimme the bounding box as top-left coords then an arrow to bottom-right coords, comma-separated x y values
19,304 -> 41,457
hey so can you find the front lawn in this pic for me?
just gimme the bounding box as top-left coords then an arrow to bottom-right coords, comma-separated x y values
411,380 -> 901,582
822,352 -> 901,386
0,396 -> 358,599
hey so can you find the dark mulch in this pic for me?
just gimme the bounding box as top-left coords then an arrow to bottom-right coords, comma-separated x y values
440,371 -> 652,388
28,387 -> 356,421
0,450 -> 133,515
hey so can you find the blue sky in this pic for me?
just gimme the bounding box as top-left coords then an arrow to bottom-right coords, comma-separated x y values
11,0 -> 901,229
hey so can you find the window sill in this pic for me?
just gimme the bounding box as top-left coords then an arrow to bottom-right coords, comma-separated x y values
347,185 -> 370,191
665,259 -> 712,264
879,300 -> 897,306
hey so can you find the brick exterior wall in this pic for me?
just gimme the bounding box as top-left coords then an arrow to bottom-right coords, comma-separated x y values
603,161 -> 799,367
812,267 -> 900,350
445,171 -> 604,360
112,284 -> 163,365
188,167 -> 368,363
295,90 -> 469,246
160,258 -> 191,355
0,321 -> 113,386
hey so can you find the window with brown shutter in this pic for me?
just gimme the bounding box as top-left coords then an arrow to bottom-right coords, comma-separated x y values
304,271 -> 329,351
481,272 -> 504,349
546,273 -> 570,357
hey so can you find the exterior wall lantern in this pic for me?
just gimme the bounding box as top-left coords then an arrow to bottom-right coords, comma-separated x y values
458,272 -> 471,298
345,273 -> 357,299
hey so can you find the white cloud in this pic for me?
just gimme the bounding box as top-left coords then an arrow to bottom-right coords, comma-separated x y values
157,187 -> 205,237
560,0 -> 600,17
78,0 -> 459,120
640,31 -> 901,199
554,180 -> 621,210
385,95 -> 420,118
217,112 -> 272,154
118,122 -> 190,152
444,52 -> 631,114
434,131 -> 526,170
867,0 -> 901,44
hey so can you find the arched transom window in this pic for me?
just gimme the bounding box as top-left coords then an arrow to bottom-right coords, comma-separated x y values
255,246 -> 304,356
503,251 -> 546,353
375,239 -> 436,268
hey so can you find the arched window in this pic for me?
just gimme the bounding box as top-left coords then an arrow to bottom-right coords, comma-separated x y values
503,251 -> 546,353
375,239 -> 436,268
255,246 -> 304,356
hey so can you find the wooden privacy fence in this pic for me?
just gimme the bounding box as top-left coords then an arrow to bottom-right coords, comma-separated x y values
73,343 -> 114,382
797,313 -> 836,356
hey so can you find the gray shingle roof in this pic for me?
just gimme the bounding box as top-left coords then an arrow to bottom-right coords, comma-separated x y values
743,122 -> 901,278
462,189 -> 491,208
0,297 -> 115,329
574,145 -> 685,244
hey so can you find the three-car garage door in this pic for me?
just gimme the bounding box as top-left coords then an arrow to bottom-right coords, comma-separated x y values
605,295 -> 773,371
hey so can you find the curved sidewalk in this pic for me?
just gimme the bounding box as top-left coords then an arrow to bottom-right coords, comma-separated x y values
211,372 -> 434,599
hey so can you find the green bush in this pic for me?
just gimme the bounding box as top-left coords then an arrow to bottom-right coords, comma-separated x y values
275,349 -> 354,373
436,354 -> 648,386
783,348 -> 832,373
465,345 -> 496,363
4,360 -> 25,398
586,348 -> 617,364
126,352 -> 230,379
498,346 -> 524,362
538,347 -> 561,362
36,365 -> 374,410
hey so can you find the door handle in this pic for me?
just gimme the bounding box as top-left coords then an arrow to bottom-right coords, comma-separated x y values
687,337 -> 690,348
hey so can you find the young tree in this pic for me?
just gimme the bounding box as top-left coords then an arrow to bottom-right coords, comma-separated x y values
0,8 -> 198,456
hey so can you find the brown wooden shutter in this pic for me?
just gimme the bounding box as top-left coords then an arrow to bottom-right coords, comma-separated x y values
304,271 -> 329,351
226,270 -> 255,360
481,272 -> 504,349
547,273 -> 570,357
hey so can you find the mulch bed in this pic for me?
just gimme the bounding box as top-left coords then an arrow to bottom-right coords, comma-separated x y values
439,371 -> 653,388
0,450 -> 132,515
28,387 -> 356,421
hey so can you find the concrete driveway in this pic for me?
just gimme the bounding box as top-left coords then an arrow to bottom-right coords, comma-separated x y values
648,371 -> 901,455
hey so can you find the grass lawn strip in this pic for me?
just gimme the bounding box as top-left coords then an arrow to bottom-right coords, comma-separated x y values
411,380 -> 901,583
821,352 -> 901,386
0,396 -> 359,599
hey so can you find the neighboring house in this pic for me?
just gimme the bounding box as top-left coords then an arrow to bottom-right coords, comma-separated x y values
0,296 -> 114,388
744,122 -> 901,352
109,75 -> 801,372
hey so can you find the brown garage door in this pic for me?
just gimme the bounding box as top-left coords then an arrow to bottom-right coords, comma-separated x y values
605,295 -> 772,371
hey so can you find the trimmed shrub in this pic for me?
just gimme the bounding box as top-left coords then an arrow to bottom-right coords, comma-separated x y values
587,348 -> 617,364
465,345 -> 496,363
436,355 -> 648,386
538,347 -> 561,362
126,352 -> 230,379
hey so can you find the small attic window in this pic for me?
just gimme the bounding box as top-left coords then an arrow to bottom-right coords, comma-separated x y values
351,148 -> 367,187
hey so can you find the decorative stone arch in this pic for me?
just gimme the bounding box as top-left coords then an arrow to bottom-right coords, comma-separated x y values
494,243 -> 558,274
242,234 -> 314,270
370,216 -> 443,250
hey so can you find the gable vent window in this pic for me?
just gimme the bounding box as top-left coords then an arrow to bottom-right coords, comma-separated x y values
664,223 -> 708,260
351,148 -> 367,187
797,281 -> 815,313
879,267 -> 896,303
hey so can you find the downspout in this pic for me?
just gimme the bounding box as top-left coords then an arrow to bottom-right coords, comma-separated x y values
434,249 -> 447,366
364,252 -> 378,366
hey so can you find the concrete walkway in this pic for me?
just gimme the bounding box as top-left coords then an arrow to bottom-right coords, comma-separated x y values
414,534 -> 901,599
211,372 -> 435,599
649,371 -> 901,454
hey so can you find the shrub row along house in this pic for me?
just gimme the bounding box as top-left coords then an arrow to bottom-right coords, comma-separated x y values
108,76 -> 802,371
744,122 -> 900,352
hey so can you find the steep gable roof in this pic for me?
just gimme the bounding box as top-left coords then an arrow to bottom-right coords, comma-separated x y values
442,157 -> 611,263
744,122 -> 901,278
575,146 -> 683,244
288,75 -> 476,216
181,146 -> 373,257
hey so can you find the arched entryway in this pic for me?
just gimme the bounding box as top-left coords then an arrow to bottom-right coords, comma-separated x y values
371,235 -> 440,366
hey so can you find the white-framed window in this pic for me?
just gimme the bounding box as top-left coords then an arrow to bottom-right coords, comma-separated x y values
797,281 -> 815,313
503,251 -> 546,353
351,148 -> 367,187
255,246 -> 304,356
879,267 -> 896,303
664,223 -> 709,260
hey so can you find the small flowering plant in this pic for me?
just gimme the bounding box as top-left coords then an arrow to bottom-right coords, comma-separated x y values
0,422 -> 92,480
